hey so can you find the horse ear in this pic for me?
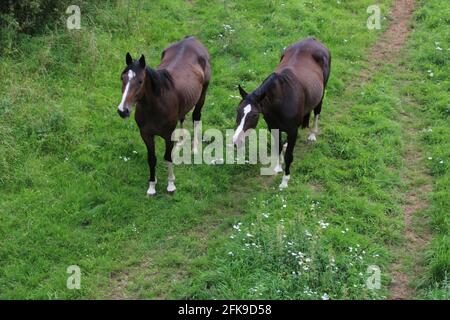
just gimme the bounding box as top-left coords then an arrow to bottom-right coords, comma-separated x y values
139,54 -> 146,68
238,85 -> 248,99
126,52 -> 133,66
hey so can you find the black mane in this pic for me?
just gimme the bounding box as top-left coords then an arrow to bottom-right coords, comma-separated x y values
146,67 -> 174,96
249,69 -> 295,103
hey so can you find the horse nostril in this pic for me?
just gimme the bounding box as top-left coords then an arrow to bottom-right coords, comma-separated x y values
117,109 -> 129,118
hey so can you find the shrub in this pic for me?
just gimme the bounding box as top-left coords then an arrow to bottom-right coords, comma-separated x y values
0,0 -> 74,53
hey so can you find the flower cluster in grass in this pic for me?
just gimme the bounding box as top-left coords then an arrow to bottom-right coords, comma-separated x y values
218,189 -> 387,300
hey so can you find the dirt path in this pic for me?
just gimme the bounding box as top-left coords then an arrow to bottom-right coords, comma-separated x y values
328,0 -> 427,299
389,99 -> 432,299
349,0 -> 416,88
368,0 -> 432,300
350,0 -> 431,299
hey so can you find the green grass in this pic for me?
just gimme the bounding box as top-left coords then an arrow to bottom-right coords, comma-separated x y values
0,0 -> 448,299
402,0 -> 449,299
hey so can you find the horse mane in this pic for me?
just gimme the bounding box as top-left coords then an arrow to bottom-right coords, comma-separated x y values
146,67 -> 174,96
250,69 -> 295,103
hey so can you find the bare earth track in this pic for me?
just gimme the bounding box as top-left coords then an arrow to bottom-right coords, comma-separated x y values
326,0 -> 429,300
356,0 -> 432,300
354,0 -> 417,86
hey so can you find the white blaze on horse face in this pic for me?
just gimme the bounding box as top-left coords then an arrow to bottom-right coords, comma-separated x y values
232,104 -> 252,146
118,70 -> 136,112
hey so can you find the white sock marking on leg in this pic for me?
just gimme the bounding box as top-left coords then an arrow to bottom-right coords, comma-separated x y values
167,161 -> 176,192
279,175 -> 290,189
307,114 -> 319,142
274,156 -> 283,173
147,178 -> 157,196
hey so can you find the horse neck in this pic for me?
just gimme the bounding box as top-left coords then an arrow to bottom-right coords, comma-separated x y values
138,69 -> 168,112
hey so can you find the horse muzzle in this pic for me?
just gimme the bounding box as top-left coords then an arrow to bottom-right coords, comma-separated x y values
232,130 -> 246,149
117,108 -> 130,118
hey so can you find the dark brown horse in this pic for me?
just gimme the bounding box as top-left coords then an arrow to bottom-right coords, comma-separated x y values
232,38 -> 331,189
117,36 -> 211,196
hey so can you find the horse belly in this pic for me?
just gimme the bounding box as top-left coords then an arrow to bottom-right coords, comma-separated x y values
178,83 -> 202,114
304,78 -> 323,110
171,63 -> 205,116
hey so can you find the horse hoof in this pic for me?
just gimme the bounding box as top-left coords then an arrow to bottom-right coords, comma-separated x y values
147,187 -> 157,197
274,165 -> 283,174
279,175 -> 290,189
307,133 -> 317,142
279,183 -> 288,189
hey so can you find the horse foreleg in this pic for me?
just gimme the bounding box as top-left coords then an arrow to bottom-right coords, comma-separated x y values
164,138 -> 176,194
192,82 -> 209,154
273,131 -> 284,174
280,131 -> 298,189
176,117 -> 186,148
141,132 -> 157,196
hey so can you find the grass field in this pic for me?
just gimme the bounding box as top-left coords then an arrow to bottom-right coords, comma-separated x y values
0,0 -> 448,299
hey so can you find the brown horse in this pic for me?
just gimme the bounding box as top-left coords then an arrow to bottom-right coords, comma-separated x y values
233,38 -> 331,189
117,36 -> 211,196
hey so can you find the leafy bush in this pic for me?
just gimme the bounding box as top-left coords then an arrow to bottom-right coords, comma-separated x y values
0,0 -> 74,33
0,0 -> 74,53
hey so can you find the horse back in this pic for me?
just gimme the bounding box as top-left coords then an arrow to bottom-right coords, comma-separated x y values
277,38 -> 331,112
158,36 -> 210,112
159,36 -> 210,83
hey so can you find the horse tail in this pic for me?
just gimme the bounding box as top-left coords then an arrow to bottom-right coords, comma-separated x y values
197,56 -> 206,71
313,51 -> 331,86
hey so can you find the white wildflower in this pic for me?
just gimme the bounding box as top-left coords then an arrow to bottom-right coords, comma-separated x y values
318,220 -> 329,229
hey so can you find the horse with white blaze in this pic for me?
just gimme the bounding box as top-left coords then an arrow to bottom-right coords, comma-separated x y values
233,38 -> 331,189
117,36 -> 211,196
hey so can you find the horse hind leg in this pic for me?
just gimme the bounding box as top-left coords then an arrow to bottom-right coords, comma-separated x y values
280,131 -> 298,189
176,117 -> 186,148
307,100 -> 322,142
273,131 -> 284,174
192,82 -> 209,154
